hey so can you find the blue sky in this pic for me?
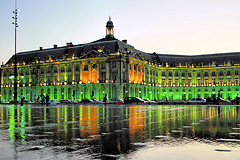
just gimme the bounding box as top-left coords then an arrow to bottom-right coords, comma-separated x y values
1,0 -> 240,63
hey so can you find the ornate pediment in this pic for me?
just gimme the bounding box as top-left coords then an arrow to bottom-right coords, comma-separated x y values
80,50 -> 109,59
131,52 -> 145,61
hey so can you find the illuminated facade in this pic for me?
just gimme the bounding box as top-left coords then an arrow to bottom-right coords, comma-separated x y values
1,18 -> 240,102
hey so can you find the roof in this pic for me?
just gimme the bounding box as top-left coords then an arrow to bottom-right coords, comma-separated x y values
5,37 -> 240,66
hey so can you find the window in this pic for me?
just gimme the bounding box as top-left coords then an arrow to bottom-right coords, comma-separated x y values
32,68 -> 37,74
162,72 -> 165,76
40,77 -> 44,85
235,79 -> 239,86
169,72 -> 172,77
204,80 -> 209,86
182,80 -> 185,86
32,76 -> 36,85
134,65 -> 137,71
219,72 -> 223,76
204,72 -> 208,76
76,88 -> 79,99
54,67 -> 58,73
68,88 -> 71,99
197,73 -> 201,77
188,73 -> 191,77
75,73 -> 80,82
162,80 -> 165,87
227,79 -> 231,86
112,71 -> 117,81
112,61 -> 116,68
227,71 -> 231,76
175,72 -> 179,77
235,70 -> 239,75
175,79 -> 179,86
182,72 -> 185,77
101,63 -> 106,69
212,72 -> 216,76
61,75 -> 65,83
212,79 -> 216,86
197,80 -> 201,86
169,80 -> 173,87
54,76 -> 58,84
101,72 -> 106,81
92,64 -> 97,69
47,67 -> 51,73
219,78 -> 224,86
25,77 -> 29,85
75,65 -> 80,71
47,75 -> 51,85
61,88 -> 64,99
83,65 -> 89,71
61,67 -> 65,72
67,74 -> 72,83
54,88 -> 57,99
41,68 -> 45,74
67,66 -> 72,72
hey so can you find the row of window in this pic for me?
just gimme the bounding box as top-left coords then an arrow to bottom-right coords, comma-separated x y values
161,70 -> 240,77
160,79 -> 240,87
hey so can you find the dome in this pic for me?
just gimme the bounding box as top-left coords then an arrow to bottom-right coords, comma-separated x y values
106,17 -> 114,27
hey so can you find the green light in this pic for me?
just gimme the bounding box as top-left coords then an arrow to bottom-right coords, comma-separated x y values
8,105 -> 16,143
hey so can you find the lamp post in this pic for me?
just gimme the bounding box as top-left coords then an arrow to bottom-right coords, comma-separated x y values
12,0 -> 19,104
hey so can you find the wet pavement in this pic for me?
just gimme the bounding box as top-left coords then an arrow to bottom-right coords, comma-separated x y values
0,104 -> 240,160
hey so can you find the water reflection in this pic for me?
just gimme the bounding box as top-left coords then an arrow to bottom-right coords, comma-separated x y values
0,105 -> 240,159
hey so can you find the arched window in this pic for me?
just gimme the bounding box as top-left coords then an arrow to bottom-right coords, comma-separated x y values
47,88 -> 50,97
76,88 -> 79,99
61,88 -> 64,99
54,88 -> 57,99
68,88 -> 71,99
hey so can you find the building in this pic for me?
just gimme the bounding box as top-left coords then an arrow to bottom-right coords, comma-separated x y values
1,18 -> 240,102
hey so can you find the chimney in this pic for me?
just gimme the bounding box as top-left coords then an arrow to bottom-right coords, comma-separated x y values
66,42 -> 73,47
54,44 -> 57,48
40,47 -> 43,50
122,39 -> 127,44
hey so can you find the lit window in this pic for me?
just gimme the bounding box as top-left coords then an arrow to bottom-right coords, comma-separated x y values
227,79 -> 231,86
83,65 -> 89,71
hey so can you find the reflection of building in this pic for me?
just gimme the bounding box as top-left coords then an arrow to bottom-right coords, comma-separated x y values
1,18 -> 240,101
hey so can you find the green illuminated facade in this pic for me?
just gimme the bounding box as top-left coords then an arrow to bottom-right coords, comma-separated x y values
1,18 -> 240,102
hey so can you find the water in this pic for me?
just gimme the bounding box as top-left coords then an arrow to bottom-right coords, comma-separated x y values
0,105 -> 240,160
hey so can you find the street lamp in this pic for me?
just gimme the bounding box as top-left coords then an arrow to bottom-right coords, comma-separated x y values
12,0 -> 19,104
